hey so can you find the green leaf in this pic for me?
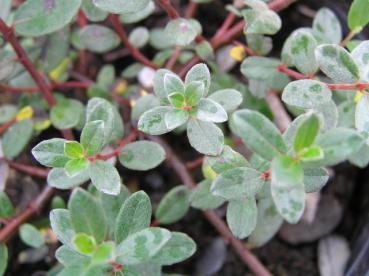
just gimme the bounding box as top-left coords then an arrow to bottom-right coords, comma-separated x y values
242,8 -> 281,35
3,119 -> 33,159
312,128 -> 365,166
116,227 -> 171,265
131,94 -> 160,121
226,198 -> 257,239
47,167 -> 89,189
93,0 -> 149,14
80,25 -> 120,53
86,98 -> 115,146
208,89 -> 243,112
0,244 -> 7,276
0,105 -> 17,124
206,145 -> 249,174
91,241 -> 114,265
119,1 -> 155,24
165,18 -> 198,46
271,155 -> 305,224
304,167 -> 329,193
164,73 -> 185,95
50,98 -> 84,130
349,143 -> 369,168
168,92 -> 185,109
56,245 -> 88,267
315,44 -> 360,83
352,41 -> 369,82
89,160 -> 121,195
299,146 -> 324,161
211,167 -> 263,200
14,0 -> 81,37
164,109 -> 189,129
0,192 -> 13,219
68,188 -> 107,243
64,142 -> 84,159
81,120 -> 105,156
196,98 -> 228,123
138,106 -> 173,135
50,209 -> 76,248
185,63 -> 211,95
64,158 -> 89,177
153,232 -> 196,265
281,29 -> 318,75
248,185 -> 283,247
73,233 -> 96,255
153,69 -> 172,103
155,186 -> 191,224
241,57 -> 280,80
82,0 -> 107,22
184,81 -> 205,107
355,94 -> 369,134
348,0 -> 369,32
190,179 -> 225,210
119,141 -> 166,171
293,112 -> 320,153
187,119 -> 224,156
312,8 -> 342,44
19,223 -> 44,248
97,65 -> 115,89
129,27 -> 149,49
246,34 -> 272,56
282,80 -> 332,109
195,40 -> 215,60
230,109 -> 287,160
115,191 -> 152,244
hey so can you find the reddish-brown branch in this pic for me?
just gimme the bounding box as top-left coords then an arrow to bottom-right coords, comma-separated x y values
149,136 -> 272,276
186,156 -> 204,170
0,186 -> 53,242
266,92 -> 291,132
156,0 -> 180,19
327,83 -> 369,91
7,161 -> 49,179
277,64 -> 310,80
109,14 -> 158,70
89,129 -> 139,162
0,119 -> 16,136
213,13 -> 236,41
0,19 -> 56,106
185,1 -> 198,18
165,47 -> 182,69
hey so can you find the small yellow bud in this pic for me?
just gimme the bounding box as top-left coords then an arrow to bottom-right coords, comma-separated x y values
49,58 -> 70,81
16,106 -> 33,121
230,45 -> 246,62
34,119 -> 51,131
140,89 -> 148,97
115,79 -> 128,95
354,91 -> 363,103
130,99 -> 136,108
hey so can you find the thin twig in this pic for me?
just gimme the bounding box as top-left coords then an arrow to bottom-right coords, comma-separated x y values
156,0 -> 180,19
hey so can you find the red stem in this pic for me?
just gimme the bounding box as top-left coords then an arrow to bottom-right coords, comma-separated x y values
0,20 -> 56,106
156,0 -> 180,19
185,2 -> 198,18
277,64 -> 310,80
7,161 -> 49,179
186,156 -> 204,170
109,14 -> 158,70
0,119 -> 15,136
327,83 -> 369,91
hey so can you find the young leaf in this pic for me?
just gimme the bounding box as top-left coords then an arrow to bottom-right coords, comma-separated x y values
230,109 -> 287,160
348,0 -> 369,32
293,112 -> 320,153
165,18 -> 198,46
152,232 -> 196,265
206,145 -> 249,174
32,139 -> 70,168
271,155 -> 305,224
68,188 -> 107,243
304,167 -> 329,193
168,92 -> 185,108
3,119 -> 33,159
0,244 -> 7,276
81,120 -> 105,156
14,0 -> 82,37
184,81 -> 205,107
164,109 -> 189,129
89,160 -> 121,195
116,228 -> 171,265
72,233 -> 96,255
47,167 -> 89,190
282,80 -> 332,109
226,198 -> 257,239
164,73 -> 185,95
315,44 -> 360,83
185,63 -> 211,95
64,142 -> 84,159
64,158 -> 89,177
115,191 -> 152,244
190,179 -> 225,210
211,167 -> 263,200
91,241 -> 114,265
153,69 -> 173,103
93,0 -> 150,14
187,119 -> 224,156
119,141 -> 166,171
55,245 -> 88,267
50,209 -> 76,248
155,186 -> 191,224
196,98 -> 228,123
0,192 -> 13,219
312,8 -> 342,44
207,89 -> 243,112
138,106 -> 173,135
80,25 -> 120,53
299,146 -> 324,161
19,223 -> 44,248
